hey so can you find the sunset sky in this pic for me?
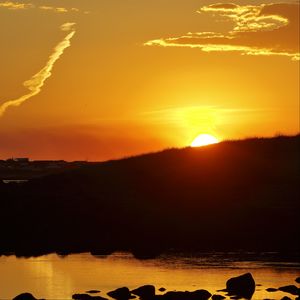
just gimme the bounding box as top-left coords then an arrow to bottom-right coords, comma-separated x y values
0,0 -> 299,161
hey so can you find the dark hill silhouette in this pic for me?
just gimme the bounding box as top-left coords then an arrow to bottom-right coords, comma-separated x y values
0,135 -> 299,257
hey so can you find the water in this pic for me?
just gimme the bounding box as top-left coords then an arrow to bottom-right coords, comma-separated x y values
0,252 -> 299,300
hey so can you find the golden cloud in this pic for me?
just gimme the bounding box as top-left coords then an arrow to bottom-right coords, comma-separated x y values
0,1 -> 32,9
145,3 -> 299,61
0,1 -> 80,13
0,24 -> 76,117
60,22 -> 76,31
39,5 -> 68,13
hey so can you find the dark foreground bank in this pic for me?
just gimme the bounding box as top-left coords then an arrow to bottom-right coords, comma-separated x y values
12,273 -> 300,300
0,135 -> 299,257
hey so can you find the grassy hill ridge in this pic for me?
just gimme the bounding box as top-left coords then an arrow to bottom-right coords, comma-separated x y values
0,135 -> 299,257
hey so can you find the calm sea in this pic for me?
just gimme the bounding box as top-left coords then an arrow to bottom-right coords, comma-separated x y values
0,252 -> 299,300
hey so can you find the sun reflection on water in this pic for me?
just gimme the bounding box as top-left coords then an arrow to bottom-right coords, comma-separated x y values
0,252 -> 299,300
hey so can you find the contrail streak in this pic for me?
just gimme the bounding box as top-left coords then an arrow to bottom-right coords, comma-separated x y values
0,24 -> 76,117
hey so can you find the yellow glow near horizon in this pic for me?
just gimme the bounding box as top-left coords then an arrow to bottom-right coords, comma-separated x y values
191,134 -> 219,147
0,0 -> 299,161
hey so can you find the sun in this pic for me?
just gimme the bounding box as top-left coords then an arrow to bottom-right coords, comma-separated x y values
191,134 -> 219,147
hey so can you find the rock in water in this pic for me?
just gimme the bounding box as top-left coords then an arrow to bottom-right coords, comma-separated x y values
226,273 -> 255,299
192,290 -> 212,300
13,293 -> 38,300
131,285 -> 155,299
86,291 -> 101,294
278,285 -> 300,296
72,294 -> 107,300
107,287 -> 134,300
212,295 -> 226,300
160,290 -> 211,300
266,288 -> 278,292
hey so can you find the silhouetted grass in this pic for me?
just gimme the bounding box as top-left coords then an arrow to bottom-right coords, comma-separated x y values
0,135 -> 299,257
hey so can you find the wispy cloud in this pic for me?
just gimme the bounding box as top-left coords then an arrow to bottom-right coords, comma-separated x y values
0,23 -> 76,117
0,1 -> 80,13
60,22 -> 76,31
0,1 -> 32,9
145,3 -> 299,61
199,3 -> 289,32
39,5 -> 68,13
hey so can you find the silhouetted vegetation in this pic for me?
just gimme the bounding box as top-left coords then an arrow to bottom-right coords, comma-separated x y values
0,135 -> 299,257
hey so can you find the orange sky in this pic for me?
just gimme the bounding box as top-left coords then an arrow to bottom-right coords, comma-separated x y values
0,0 -> 299,161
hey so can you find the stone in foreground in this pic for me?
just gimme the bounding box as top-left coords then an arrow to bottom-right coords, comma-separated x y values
107,287 -> 135,300
131,285 -> 156,299
86,290 -> 101,294
225,273 -> 255,299
266,287 -> 278,292
13,293 -> 39,300
159,290 -> 211,300
211,294 -> 226,300
278,285 -> 300,296
72,293 -> 107,300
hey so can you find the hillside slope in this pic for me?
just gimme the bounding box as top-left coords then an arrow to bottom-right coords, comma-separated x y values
0,135 -> 299,257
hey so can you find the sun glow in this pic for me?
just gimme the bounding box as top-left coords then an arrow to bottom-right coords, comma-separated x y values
191,134 -> 219,147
